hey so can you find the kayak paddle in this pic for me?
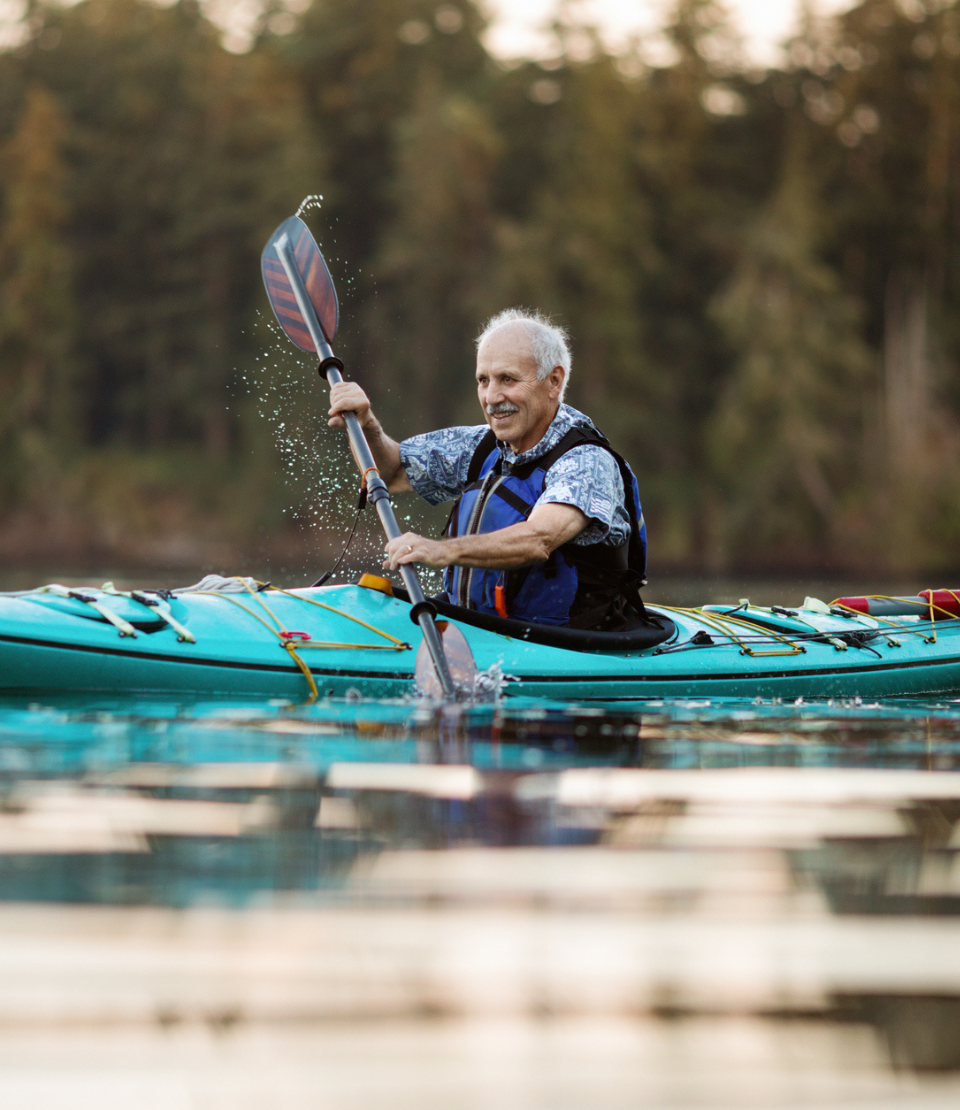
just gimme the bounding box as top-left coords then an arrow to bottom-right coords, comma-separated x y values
261,215 -> 464,699
414,620 -> 478,700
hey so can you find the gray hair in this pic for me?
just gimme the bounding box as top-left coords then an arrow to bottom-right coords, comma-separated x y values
476,308 -> 571,401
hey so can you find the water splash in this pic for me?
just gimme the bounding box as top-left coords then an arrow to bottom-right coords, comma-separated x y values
295,194 -> 324,217
413,661 -> 515,704
244,230 -> 438,585
468,662 -> 514,701
240,310 -> 357,541
240,310 -> 426,585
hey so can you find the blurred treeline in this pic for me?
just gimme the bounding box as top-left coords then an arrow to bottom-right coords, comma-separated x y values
1,0 -> 960,577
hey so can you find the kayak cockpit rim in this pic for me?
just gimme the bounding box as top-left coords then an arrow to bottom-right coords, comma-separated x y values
388,586 -> 676,653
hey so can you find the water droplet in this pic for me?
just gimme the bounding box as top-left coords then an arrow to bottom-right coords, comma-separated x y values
294,194 -> 324,217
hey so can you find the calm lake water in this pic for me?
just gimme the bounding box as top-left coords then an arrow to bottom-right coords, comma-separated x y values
2,571 -> 960,1107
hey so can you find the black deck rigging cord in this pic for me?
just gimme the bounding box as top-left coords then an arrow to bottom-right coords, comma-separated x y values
312,484 -> 367,587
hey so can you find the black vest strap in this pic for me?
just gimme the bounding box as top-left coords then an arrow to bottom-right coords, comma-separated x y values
466,429 -> 498,484
465,425 -> 613,482
494,484 -> 535,516
506,425 -> 613,481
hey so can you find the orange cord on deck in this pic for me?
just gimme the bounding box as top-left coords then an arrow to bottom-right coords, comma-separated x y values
188,579 -> 409,702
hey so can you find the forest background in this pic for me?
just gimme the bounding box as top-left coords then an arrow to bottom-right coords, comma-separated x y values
1,0 -> 959,587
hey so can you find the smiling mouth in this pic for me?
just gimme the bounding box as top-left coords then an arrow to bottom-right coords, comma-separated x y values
487,405 -> 519,419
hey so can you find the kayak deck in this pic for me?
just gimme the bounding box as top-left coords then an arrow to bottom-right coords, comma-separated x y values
0,579 -> 959,701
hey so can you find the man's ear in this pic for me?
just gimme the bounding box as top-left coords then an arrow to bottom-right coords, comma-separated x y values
548,365 -> 565,398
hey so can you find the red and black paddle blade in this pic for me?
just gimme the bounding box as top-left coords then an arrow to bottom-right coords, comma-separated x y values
415,621 -> 478,699
261,216 -> 338,351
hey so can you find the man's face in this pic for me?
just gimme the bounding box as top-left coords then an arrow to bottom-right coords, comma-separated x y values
475,325 -> 564,454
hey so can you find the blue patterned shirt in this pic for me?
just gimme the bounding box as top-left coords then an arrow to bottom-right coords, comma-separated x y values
399,404 -> 630,546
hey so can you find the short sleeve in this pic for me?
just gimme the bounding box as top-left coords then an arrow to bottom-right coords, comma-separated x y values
399,425 -> 490,506
537,445 -> 630,546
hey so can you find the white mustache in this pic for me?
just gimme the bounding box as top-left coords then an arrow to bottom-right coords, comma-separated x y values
486,403 -> 519,417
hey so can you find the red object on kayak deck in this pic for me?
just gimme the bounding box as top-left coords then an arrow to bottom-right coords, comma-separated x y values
921,590 -> 960,618
833,591 -> 960,619
834,596 -> 867,614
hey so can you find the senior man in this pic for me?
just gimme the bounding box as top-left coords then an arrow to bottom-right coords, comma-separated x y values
328,309 -> 647,630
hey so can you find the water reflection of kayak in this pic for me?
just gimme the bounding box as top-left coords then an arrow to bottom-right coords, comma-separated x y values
1,575 -> 960,701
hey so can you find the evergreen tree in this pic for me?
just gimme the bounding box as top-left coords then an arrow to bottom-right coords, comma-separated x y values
706,127 -> 873,569
277,0 -> 493,394
367,75 -> 499,432
630,0 -> 762,560
11,0 -> 312,455
489,49 -> 653,449
0,83 -> 77,494
807,0 -> 960,568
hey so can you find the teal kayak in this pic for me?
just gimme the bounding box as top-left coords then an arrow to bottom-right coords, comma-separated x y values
1,576 -> 959,701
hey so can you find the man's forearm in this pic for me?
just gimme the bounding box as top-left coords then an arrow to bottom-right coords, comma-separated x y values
328,381 -> 412,492
442,523 -> 554,568
440,503 -> 589,568
382,500 -> 588,573
348,419 -> 411,492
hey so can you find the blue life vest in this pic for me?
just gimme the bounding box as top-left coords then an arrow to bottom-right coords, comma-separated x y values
442,423 -> 647,629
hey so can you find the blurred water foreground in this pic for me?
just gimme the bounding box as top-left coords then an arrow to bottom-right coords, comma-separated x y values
1,694 -> 960,1107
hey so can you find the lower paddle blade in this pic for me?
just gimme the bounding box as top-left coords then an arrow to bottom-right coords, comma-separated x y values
415,621 -> 478,699
261,216 -> 338,352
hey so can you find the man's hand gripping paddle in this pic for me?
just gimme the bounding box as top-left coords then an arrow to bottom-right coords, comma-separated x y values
261,216 -> 474,699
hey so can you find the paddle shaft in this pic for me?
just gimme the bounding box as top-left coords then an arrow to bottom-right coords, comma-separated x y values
274,234 -> 456,698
